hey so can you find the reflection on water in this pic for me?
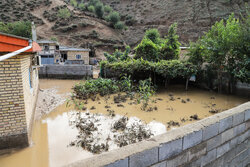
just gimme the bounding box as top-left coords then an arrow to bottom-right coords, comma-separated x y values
0,79 -> 248,167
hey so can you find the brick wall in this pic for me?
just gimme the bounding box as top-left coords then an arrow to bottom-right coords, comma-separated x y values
0,54 -> 39,150
20,55 -> 39,135
67,51 -> 89,65
68,102 -> 250,167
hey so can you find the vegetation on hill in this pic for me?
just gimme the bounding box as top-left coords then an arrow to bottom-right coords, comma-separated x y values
65,0 -> 126,29
0,21 -> 32,38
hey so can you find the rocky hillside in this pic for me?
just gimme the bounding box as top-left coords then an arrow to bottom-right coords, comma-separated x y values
0,0 -> 249,57
103,0 -> 249,46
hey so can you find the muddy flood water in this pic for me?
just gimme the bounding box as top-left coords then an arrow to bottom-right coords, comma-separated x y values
0,79 -> 248,167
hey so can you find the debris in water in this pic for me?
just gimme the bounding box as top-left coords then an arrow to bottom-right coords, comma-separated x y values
105,105 -> 111,109
209,109 -> 219,114
167,120 -> 180,128
117,104 -> 124,107
69,112 -> 166,154
190,114 -> 199,120
107,109 -> 115,117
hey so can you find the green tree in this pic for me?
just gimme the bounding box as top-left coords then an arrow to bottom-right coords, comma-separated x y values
95,2 -> 104,18
191,13 -> 250,93
87,5 -> 95,12
160,23 -> 180,60
0,21 -> 32,38
104,5 -> 112,13
88,0 -> 99,7
57,8 -> 71,19
114,21 -> 124,29
70,0 -> 77,7
108,11 -> 120,27
134,38 -> 160,62
78,3 -> 85,11
144,29 -> 161,44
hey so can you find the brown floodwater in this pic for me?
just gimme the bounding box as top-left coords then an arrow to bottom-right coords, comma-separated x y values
0,79 -> 248,167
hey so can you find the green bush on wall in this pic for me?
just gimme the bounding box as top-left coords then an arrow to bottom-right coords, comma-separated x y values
100,59 -> 198,80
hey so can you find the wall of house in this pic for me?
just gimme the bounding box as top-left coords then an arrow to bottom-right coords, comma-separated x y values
67,51 -> 89,65
0,54 -> 39,150
0,56 -> 28,149
20,54 -> 39,136
68,102 -> 250,167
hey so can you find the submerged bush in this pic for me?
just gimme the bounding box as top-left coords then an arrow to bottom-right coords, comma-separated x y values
73,78 -> 120,98
100,59 -> 197,79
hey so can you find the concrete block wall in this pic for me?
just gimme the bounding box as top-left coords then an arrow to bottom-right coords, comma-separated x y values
0,56 -> 28,149
68,102 -> 250,167
39,64 -> 93,79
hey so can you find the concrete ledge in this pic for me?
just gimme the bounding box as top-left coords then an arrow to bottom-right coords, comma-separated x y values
0,133 -> 28,150
66,102 -> 250,167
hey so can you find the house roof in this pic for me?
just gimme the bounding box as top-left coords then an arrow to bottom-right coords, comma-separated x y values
59,45 -> 90,52
0,32 -> 41,53
37,39 -> 59,45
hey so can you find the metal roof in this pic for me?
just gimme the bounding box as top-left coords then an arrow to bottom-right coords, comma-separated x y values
59,46 -> 90,52
37,39 -> 59,45
0,33 -> 41,53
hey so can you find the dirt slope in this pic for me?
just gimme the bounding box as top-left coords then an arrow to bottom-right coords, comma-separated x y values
0,0 -> 249,57
102,0 -> 249,46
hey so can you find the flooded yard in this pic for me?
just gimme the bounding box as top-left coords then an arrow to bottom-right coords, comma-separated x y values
0,79 -> 248,167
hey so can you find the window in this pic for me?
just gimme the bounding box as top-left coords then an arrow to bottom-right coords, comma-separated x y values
44,45 -> 49,51
76,55 -> 81,60
29,68 -> 33,89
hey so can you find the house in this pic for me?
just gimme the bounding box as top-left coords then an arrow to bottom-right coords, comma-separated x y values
37,39 -> 60,64
0,32 -> 41,150
37,40 -> 90,65
60,46 -> 90,65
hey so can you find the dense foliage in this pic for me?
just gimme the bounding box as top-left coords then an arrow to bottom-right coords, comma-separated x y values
134,23 -> 180,61
95,2 -> 104,18
100,59 -> 197,79
160,23 -> 180,60
69,0 -> 125,29
134,38 -> 160,62
73,78 -> 120,98
0,21 -> 32,38
104,46 -> 131,63
57,8 -> 71,19
188,13 -> 250,92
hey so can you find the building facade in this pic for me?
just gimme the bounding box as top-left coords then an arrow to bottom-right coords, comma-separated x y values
37,40 -> 90,65
0,33 -> 41,150
37,40 -> 60,64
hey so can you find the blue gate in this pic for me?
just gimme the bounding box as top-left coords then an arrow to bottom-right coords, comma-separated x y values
41,55 -> 54,64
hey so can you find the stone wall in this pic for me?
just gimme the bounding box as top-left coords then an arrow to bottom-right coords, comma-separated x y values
39,64 -> 93,79
68,102 -> 250,167
0,54 -> 39,150
67,51 -> 89,65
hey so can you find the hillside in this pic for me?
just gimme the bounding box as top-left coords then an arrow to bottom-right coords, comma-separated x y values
0,0 -> 249,58
103,0 -> 249,46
